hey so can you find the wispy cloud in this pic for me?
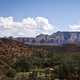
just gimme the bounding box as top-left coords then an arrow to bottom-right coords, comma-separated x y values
69,24 -> 80,31
0,16 -> 55,37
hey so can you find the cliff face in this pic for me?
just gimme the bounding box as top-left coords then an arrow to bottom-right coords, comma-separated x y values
14,32 -> 80,45
50,32 -> 80,45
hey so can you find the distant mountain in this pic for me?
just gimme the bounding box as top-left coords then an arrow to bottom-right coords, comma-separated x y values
14,31 -> 80,46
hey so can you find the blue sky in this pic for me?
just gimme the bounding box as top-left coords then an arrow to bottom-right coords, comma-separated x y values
0,0 -> 80,37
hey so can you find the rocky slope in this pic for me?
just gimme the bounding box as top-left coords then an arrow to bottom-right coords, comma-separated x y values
0,38 -> 32,79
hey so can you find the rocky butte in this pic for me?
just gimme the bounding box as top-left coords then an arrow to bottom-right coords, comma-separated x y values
13,31 -> 80,46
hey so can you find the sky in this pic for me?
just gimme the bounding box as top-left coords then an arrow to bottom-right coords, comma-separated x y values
0,0 -> 80,37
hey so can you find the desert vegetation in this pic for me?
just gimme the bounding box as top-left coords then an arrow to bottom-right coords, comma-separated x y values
0,38 -> 80,80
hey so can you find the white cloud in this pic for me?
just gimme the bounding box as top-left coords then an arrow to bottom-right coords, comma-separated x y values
36,17 -> 54,32
22,17 -> 37,29
0,16 -> 14,29
0,16 -> 55,37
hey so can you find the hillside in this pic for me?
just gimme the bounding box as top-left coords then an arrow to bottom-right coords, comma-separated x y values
0,38 -> 80,79
0,38 -> 32,56
0,38 -> 33,79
